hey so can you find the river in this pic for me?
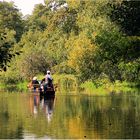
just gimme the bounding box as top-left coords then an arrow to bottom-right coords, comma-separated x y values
0,91 -> 140,139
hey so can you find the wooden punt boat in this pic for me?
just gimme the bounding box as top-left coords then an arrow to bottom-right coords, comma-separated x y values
39,86 -> 55,98
28,82 -> 57,98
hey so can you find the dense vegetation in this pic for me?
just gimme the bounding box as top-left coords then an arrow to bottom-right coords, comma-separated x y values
0,0 -> 139,89
0,1 -> 24,71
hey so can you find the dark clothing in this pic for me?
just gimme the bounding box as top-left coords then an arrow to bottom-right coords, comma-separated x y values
32,80 -> 39,92
41,78 -> 45,84
32,80 -> 39,87
43,77 -> 54,94
47,77 -> 53,88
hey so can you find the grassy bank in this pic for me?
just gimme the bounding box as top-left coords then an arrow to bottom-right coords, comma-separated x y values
80,80 -> 140,95
0,74 -> 78,93
0,74 -> 139,94
0,81 -> 28,92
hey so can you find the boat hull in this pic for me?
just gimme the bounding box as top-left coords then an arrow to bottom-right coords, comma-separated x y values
39,88 -> 55,98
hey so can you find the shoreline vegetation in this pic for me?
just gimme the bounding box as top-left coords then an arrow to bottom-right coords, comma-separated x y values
0,74 -> 139,94
0,1 -> 139,92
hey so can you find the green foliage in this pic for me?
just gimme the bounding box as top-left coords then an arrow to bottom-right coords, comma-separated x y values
80,81 -> 108,95
16,81 -> 28,91
118,59 -> 140,82
0,29 -> 16,71
0,1 -> 24,41
26,4 -> 48,31
110,0 -> 140,36
0,64 -> 23,84
1,0 -> 139,89
53,74 -> 78,87
66,2 -> 131,82
80,80 -> 139,95
0,1 -> 24,71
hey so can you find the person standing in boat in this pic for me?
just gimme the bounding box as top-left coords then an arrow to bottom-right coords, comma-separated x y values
44,70 -> 53,92
45,70 -> 52,81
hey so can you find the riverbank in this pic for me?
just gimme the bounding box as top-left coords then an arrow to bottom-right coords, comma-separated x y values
0,81 -> 28,92
0,74 -> 139,93
80,80 -> 140,95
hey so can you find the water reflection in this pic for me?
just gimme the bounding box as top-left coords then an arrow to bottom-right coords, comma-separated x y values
1,93 -> 140,139
0,94 -> 23,139
33,94 -> 55,122
33,95 -> 39,115
43,96 -> 55,123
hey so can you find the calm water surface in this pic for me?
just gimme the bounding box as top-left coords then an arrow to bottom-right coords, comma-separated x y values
0,91 -> 140,139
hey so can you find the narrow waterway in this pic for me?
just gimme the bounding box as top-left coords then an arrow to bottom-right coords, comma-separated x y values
0,91 -> 140,139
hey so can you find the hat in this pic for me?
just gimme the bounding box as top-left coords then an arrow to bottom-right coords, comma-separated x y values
33,76 -> 37,80
47,70 -> 51,74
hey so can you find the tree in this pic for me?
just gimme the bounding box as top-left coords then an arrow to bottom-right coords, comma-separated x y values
0,1 -> 24,71
2,0 -> 139,84
110,0 -> 140,36
0,30 -> 16,71
26,4 -> 48,31
0,1 -> 24,42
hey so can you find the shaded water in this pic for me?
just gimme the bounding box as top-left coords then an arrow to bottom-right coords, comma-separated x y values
0,91 -> 140,139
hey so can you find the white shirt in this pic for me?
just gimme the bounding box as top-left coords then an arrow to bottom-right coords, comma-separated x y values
45,74 -> 52,83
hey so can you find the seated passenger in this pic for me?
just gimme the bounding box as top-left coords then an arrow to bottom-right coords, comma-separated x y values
32,76 -> 39,92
